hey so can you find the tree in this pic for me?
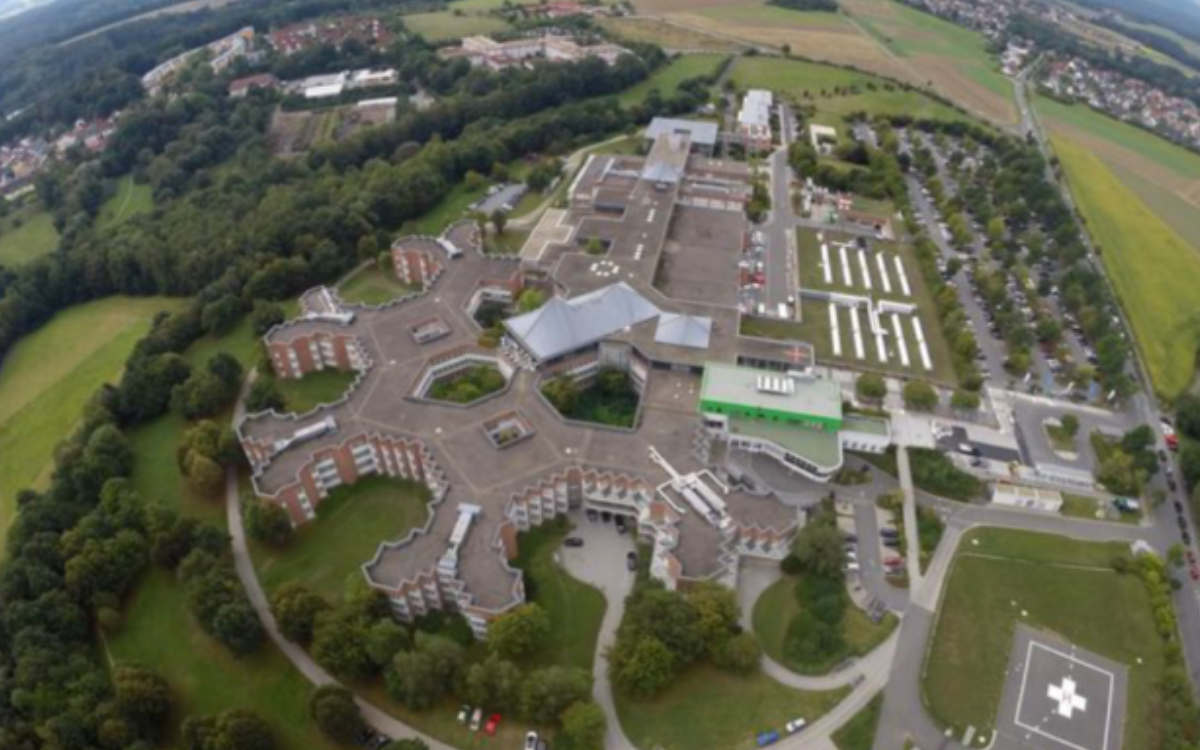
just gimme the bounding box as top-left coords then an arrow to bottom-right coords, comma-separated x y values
1176,393 -> 1200,441
520,666 -> 591,724
542,376 -> 579,414
465,655 -> 522,712
310,685 -> 363,743
488,603 -> 550,660
855,373 -> 887,403
113,664 -> 172,731
312,609 -> 375,681
491,209 -> 508,236
1180,443 -> 1200,491
382,741 -> 430,750
244,499 -> 293,546
686,582 -> 740,659
1097,449 -> 1144,496
610,635 -> 675,698
211,598 -> 266,656
183,709 -> 275,750
515,288 -> 546,313
950,390 -> 980,411
366,618 -> 412,668
246,378 -> 286,413
250,301 -> 286,336
270,583 -> 331,644
558,701 -> 607,750
791,518 -> 844,579
713,631 -> 762,672
902,381 -> 938,412
1060,414 -> 1080,438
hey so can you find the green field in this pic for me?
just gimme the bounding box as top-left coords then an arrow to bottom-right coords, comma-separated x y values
753,575 -> 897,674
1051,136 -> 1200,399
0,296 -> 185,552
616,54 -> 726,107
832,693 -> 883,750
1036,95 -> 1200,181
402,10 -> 509,41
96,174 -> 154,229
511,520 -> 607,673
0,201 -> 58,266
251,476 -> 432,601
729,56 -> 971,127
108,570 -> 342,750
615,664 -> 847,750
338,265 -> 421,306
924,528 -> 1165,749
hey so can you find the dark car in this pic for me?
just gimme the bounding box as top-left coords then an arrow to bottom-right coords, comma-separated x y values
844,533 -> 858,543
355,728 -> 378,747
1170,478 -> 1179,493
615,517 -> 628,535
626,551 -> 638,571
563,537 -> 584,548
1176,501 -> 1185,513
882,538 -> 901,548
586,509 -> 598,522
880,528 -> 900,538
370,736 -> 391,750
1160,449 -> 1169,463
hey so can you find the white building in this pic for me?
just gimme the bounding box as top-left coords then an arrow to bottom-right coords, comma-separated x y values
737,89 -> 774,152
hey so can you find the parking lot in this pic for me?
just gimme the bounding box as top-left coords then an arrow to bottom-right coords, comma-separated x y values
471,183 -> 528,216
899,129 -> 1107,401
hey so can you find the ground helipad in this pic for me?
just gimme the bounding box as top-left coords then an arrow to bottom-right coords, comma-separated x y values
996,624 -> 1127,750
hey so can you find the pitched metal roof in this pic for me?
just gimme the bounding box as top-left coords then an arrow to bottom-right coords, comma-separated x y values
504,282 -> 660,361
654,313 -> 712,349
645,118 -> 719,147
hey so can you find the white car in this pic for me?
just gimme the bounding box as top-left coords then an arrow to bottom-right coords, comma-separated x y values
844,562 -> 861,573
525,732 -> 539,750
470,708 -> 483,732
457,705 -> 471,725
785,718 -> 808,734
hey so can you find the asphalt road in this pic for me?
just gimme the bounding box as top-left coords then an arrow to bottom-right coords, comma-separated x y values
761,105 -> 800,311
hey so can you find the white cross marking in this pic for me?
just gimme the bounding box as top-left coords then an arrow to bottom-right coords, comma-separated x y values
1048,677 -> 1088,719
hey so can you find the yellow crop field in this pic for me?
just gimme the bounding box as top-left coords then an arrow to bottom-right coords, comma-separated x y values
1053,137 -> 1200,399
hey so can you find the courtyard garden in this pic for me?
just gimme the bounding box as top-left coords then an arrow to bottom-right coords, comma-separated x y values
427,364 -> 507,404
542,369 -> 640,428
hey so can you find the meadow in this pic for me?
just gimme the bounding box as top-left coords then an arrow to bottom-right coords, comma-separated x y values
0,199 -> 58,266
1051,136 -> 1200,400
728,56 -> 971,127
96,173 -> 154,229
0,296 -> 184,553
401,10 -> 509,41
615,53 -> 726,107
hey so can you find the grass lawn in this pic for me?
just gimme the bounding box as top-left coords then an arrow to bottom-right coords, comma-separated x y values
753,575 -> 898,674
924,528 -> 1164,749
96,174 -> 154,229
732,55 -> 937,128
511,519 -> 607,674
184,316 -> 264,370
108,569 -> 342,750
128,411 -> 228,527
615,54 -> 726,108
832,692 -> 883,750
1044,420 -> 1078,453
274,368 -> 358,413
0,296 -> 185,552
402,10 -> 509,41
1060,492 -> 1140,525
1050,136 -> 1200,399
616,663 -> 848,750
338,265 -> 421,306
251,476 -> 432,601
0,200 -> 58,266
405,180 -> 490,237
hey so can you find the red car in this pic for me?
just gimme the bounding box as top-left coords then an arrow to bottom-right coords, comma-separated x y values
1190,563 -> 1199,582
1188,550 -> 1197,565
484,714 -> 502,736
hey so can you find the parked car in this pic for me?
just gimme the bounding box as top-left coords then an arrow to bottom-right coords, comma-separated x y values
586,509 -> 598,522
756,730 -> 780,747
457,705 -> 471,725
355,728 -> 378,747
626,551 -> 638,571
525,732 -> 540,750
485,714 -> 502,736
882,538 -> 901,549
785,718 -> 807,734
843,533 -> 858,543
470,708 -> 483,732
563,537 -> 584,548
958,443 -> 981,457
845,562 -> 861,573
1191,564 -> 1200,582
879,528 -> 900,538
